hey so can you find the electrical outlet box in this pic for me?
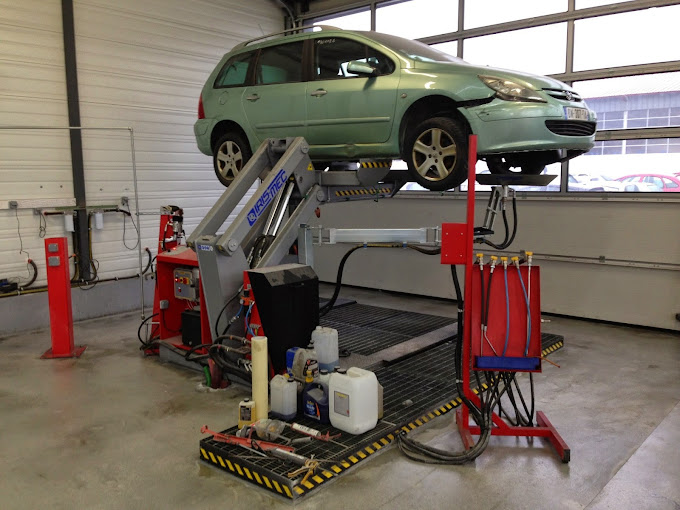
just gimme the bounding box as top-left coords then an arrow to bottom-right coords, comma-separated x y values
8,201 -> 18,209
121,196 -> 129,207
159,299 -> 170,310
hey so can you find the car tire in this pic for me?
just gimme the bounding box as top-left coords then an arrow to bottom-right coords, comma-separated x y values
404,117 -> 468,191
212,131 -> 252,187
486,156 -> 545,175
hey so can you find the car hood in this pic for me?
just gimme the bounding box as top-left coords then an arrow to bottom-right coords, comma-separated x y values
414,60 -> 573,91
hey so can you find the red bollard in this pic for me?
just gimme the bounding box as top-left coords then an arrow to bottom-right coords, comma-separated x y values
41,237 -> 86,359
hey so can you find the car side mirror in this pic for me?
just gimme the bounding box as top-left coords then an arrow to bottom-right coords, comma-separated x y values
347,60 -> 377,76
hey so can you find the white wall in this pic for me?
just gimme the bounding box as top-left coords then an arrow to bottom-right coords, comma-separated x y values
0,0 -> 282,290
0,0 -> 73,286
311,196 -> 680,331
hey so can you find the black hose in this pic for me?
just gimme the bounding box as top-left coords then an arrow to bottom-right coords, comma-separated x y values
20,259 -> 38,289
214,290 -> 241,337
319,244 -> 365,316
320,243 -> 442,317
137,313 -> 159,350
142,247 -> 153,275
396,265 -> 512,464
208,344 -> 253,382
479,195 -> 518,250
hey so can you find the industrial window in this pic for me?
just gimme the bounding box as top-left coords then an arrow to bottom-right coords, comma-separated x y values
569,137 -> 680,191
255,41 -> 304,85
430,41 -> 458,58
375,0 -> 458,40
214,52 -> 254,88
313,38 -> 394,80
464,0 -> 566,29
574,72 -> 680,130
314,8 -> 371,31
569,72 -> 680,191
573,6 -> 680,71
464,23 -> 568,76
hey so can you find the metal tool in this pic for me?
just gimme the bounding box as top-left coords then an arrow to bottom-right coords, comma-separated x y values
200,425 -> 295,453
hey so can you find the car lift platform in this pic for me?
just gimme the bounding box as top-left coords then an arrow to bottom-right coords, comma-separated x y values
199,302 -> 565,500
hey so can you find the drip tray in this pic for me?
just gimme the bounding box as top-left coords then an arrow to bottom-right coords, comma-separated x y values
199,303 -> 565,500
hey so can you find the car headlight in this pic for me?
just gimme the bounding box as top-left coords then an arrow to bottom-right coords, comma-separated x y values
479,75 -> 546,103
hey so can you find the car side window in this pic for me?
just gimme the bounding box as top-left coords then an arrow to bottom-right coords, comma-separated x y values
662,177 -> 678,188
645,176 -> 664,188
214,52 -> 254,88
314,37 -> 395,80
255,41 -> 304,85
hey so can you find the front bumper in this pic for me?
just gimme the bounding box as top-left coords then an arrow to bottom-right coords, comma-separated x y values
461,99 -> 596,155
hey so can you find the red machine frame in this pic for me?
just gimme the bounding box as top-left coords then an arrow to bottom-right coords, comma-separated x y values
441,136 -> 570,463
149,208 -> 211,351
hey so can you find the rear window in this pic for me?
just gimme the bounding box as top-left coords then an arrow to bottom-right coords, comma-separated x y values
214,51 -> 254,88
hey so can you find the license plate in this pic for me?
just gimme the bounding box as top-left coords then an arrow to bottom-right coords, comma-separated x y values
564,107 -> 589,121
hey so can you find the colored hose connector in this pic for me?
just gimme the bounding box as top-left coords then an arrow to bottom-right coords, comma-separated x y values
501,257 -> 510,356
515,262 -> 532,356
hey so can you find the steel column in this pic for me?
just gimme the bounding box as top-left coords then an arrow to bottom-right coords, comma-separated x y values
61,0 -> 90,281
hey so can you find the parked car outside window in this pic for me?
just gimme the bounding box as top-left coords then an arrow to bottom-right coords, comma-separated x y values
617,173 -> 680,192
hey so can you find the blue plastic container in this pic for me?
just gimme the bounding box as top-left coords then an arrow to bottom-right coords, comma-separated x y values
302,377 -> 329,424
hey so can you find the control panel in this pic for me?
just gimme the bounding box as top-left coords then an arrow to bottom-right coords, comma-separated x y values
173,267 -> 200,301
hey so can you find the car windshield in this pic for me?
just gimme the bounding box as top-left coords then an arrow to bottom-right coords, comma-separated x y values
357,31 -> 463,63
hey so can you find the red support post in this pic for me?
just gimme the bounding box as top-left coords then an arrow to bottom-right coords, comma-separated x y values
450,136 -> 570,462
41,237 -> 86,359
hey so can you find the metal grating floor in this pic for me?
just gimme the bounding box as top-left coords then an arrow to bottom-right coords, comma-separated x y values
199,305 -> 565,500
320,304 -> 455,355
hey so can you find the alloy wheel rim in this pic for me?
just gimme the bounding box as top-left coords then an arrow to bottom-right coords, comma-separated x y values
216,140 -> 243,181
412,128 -> 457,181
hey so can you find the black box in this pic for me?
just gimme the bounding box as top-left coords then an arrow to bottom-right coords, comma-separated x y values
181,309 -> 202,347
247,264 -> 319,373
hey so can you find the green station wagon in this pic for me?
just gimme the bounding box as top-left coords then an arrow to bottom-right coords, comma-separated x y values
195,27 -> 596,191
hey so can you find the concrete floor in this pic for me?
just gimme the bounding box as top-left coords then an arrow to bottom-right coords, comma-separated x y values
1,285 -> 679,510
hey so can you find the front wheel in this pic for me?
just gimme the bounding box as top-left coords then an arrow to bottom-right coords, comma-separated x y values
404,117 -> 468,191
212,132 -> 252,187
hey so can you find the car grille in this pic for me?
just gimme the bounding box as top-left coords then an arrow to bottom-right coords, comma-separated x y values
543,88 -> 583,102
545,120 -> 597,136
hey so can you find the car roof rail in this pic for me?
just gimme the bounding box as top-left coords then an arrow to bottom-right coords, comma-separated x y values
234,25 -> 343,49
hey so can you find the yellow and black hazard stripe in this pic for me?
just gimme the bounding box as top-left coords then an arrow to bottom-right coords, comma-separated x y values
360,160 -> 392,168
200,446 -> 296,499
542,340 -> 563,355
200,340 -> 564,499
335,187 -> 392,197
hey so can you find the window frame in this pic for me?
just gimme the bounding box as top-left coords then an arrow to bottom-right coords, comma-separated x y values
213,50 -> 257,89
310,36 -> 396,81
251,39 -> 308,86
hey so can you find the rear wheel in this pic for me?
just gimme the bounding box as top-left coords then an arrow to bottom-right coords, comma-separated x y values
212,132 -> 252,187
404,117 -> 468,191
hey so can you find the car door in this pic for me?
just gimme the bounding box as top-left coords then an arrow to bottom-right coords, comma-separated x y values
305,36 -> 400,146
242,40 -> 307,144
